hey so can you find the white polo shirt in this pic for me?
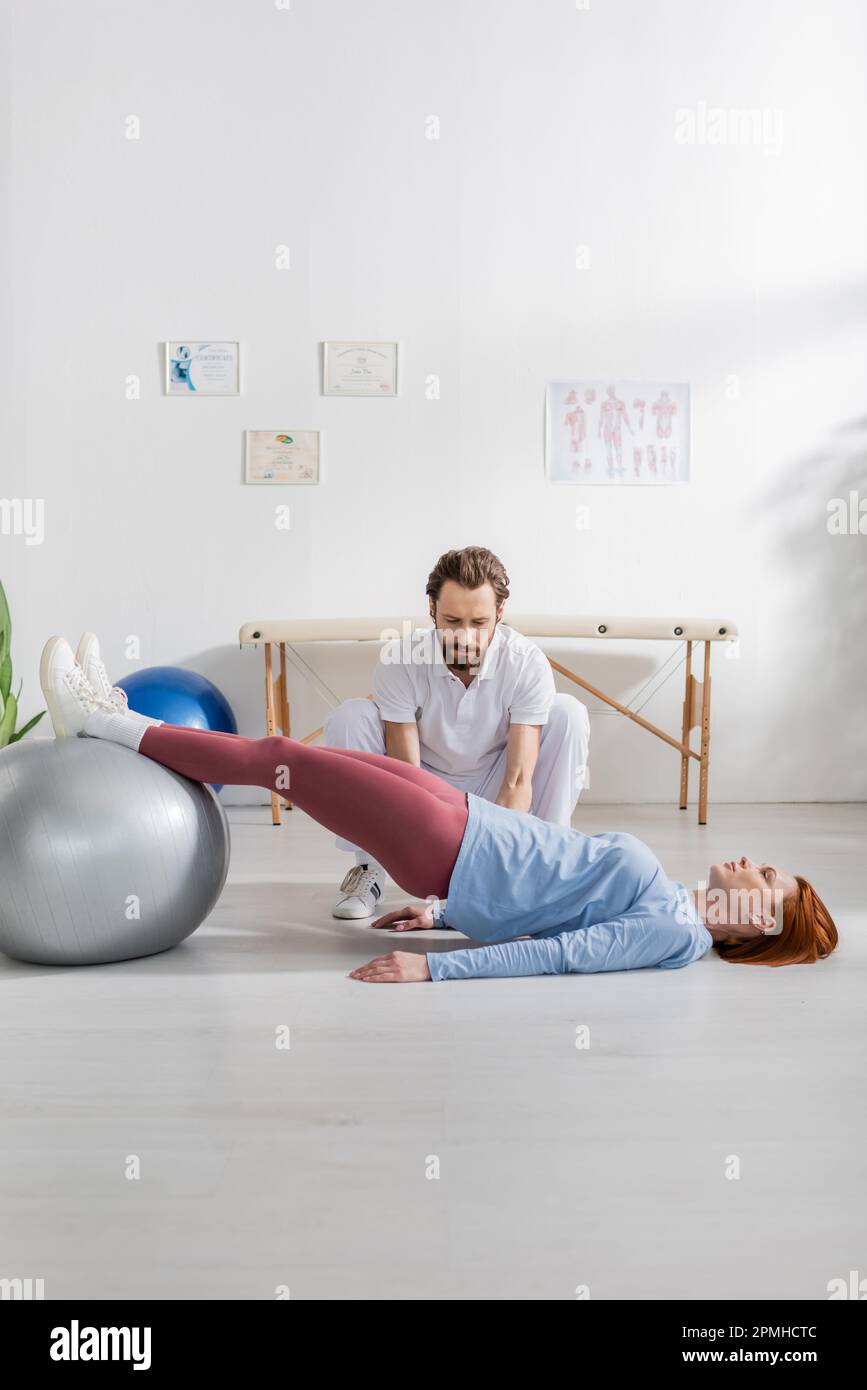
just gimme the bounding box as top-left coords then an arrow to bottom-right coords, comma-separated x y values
371,623 -> 556,784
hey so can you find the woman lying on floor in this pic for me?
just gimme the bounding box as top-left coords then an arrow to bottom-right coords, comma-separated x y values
41,635 -> 838,985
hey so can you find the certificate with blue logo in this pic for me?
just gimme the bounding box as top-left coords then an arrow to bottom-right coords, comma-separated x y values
165,341 -> 240,395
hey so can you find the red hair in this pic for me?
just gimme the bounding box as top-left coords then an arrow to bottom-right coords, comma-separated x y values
713,876 -> 838,966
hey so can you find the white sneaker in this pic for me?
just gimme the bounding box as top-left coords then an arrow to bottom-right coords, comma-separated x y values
332,863 -> 385,920
39,636 -> 116,737
76,632 -> 129,714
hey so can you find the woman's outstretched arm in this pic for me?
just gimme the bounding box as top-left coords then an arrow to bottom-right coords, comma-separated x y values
426,915 -> 710,980
370,898 -> 459,931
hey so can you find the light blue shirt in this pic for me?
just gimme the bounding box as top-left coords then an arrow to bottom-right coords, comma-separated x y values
427,793 -> 712,981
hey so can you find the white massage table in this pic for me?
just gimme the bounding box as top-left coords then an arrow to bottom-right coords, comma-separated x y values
238,615 -> 739,825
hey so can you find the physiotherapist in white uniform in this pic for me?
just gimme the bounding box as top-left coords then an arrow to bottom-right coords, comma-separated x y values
324,546 -> 591,918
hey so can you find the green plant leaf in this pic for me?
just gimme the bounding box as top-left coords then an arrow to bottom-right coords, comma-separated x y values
0,578 -> 10,668
0,652 -> 11,703
8,708 -> 45,743
0,688 -> 17,748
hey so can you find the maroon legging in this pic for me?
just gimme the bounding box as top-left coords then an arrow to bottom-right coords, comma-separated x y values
139,724 -> 468,899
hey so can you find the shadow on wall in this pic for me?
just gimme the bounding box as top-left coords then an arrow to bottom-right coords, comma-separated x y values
762,416 -> 867,795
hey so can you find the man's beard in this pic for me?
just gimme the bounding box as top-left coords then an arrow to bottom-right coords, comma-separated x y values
443,639 -> 487,669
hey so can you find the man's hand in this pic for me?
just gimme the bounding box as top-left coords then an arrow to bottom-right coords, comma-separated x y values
349,950 -> 432,983
370,903 -> 436,932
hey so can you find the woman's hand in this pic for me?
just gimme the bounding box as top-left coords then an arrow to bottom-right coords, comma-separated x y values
349,950 -> 432,983
370,903 -> 435,932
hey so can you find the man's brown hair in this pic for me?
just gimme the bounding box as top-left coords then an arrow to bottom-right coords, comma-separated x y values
425,547 -> 511,609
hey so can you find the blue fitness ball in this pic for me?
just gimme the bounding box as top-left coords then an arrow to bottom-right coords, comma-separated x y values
116,666 -> 237,792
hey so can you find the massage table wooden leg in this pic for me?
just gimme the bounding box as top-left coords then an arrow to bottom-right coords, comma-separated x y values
278,642 -> 293,811
264,643 -> 282,826
679,641 -> 692,810
698,641 -> 712,825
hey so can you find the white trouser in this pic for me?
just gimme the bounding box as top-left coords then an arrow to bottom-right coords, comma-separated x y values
322,692 -> 590,862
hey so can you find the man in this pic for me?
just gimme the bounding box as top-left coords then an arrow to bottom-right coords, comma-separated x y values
324,546 -> 591,917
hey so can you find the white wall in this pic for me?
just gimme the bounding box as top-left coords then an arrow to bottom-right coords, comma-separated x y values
2,0 -> 866,804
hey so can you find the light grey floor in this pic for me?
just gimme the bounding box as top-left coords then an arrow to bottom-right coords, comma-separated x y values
1,802 -> 864,1301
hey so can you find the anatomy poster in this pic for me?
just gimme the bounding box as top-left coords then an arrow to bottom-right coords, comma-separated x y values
545,380 -> 690,485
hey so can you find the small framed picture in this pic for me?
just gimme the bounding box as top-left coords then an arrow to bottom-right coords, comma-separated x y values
322,340 -> 398,396
164,341 -> 240,395
245,430 -> 320,485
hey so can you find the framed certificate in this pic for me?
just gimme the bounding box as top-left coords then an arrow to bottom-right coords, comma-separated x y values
164,341 -> 240,395
245,430 -> 320,485
322,340 -> 398,396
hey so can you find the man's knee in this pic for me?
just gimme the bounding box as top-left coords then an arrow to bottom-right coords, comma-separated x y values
324,697 -> 385,748
544,693 -> 590,747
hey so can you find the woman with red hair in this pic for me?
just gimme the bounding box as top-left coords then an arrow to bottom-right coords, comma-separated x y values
41,635 -> 839,985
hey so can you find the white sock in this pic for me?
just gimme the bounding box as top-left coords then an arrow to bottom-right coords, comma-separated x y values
123,706 -> 163,727
82,709 -> 162,752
